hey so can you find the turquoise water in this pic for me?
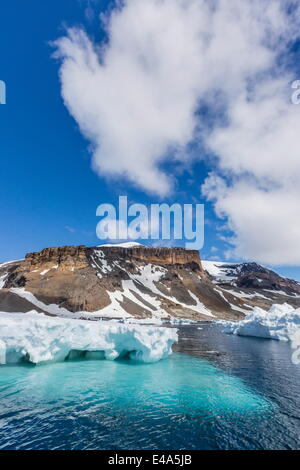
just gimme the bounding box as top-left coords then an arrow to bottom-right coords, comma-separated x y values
0,352 -> 271,450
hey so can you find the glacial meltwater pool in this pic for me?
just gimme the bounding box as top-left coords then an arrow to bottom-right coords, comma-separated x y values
0,323 -> 300,450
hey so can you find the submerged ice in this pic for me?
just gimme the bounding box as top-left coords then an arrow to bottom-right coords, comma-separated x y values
0,312 -> 177,365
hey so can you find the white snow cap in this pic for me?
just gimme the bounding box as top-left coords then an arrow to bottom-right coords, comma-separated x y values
202,260 -> 238,282
0,312 -> 177,365
97,242 -> 145,248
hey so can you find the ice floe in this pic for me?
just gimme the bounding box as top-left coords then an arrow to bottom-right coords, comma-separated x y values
169,317 -> 197,325
221,303 -> 300,342
221,303 -> 300,365
0,311 -> 177,365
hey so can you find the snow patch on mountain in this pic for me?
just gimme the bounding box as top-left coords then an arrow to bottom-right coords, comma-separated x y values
0,274 -> 8,289
202,260 -> 237,282
125,263 -> 213,317
0,260 -> 23,268
92,256 -> 214,318
223,289 -> 271,300
264,289 -> 300,299
98,242 -> 145,248
0,260 -> 23,288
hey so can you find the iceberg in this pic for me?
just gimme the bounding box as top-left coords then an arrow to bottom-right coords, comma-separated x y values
0,311 -> 177,365
221,304 -> 300,365
221,303 -> 300,341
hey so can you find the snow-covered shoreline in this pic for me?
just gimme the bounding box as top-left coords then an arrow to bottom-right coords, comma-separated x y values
0,311 -> 178,365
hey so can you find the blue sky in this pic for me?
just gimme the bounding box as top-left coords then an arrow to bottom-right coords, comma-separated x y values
1,0 -> 300,280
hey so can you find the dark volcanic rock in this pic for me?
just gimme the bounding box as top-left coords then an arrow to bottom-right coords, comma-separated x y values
235,263 -> 300,295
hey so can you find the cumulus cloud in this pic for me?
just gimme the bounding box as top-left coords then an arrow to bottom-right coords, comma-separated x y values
202,55 -> 300,265
54,0 -> 300,264
54,0 -> 291,193
54,0 -> 208,195
202,175 -> 300,265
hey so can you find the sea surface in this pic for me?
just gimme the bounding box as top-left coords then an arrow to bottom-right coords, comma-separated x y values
0,323 -> 300,450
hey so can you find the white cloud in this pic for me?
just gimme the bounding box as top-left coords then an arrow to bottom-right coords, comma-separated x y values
54,0 -> 208,195
202,62 -> 300,266
54,0 -> 291,193
199,2 -> 300,266
65,225 -> 76,233
202,175 -> 300,265
54,0 -> 300,264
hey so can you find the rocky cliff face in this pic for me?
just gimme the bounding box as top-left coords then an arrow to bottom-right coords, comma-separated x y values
16,245 -> 203,274
203,260 -> 300,311
1,245 -> 238,320
97,246 -> 203,268
234,263 -> 300,295
23,245 -> 90,271
1,245 -> 300,321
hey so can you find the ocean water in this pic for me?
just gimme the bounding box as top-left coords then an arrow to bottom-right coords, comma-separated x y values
0,324 -> 299,450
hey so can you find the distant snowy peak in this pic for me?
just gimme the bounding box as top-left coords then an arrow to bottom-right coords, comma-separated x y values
203,260 -> 300,297
203,261 -> 270,282
202,261 -> 237,282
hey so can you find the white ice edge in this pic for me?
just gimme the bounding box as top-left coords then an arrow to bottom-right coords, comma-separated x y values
0,311 -> 178,365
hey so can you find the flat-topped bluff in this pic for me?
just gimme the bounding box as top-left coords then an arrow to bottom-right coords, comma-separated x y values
3,244 -> 242,320
22,245 -> 203,271
2,244 -> 300,321
22,246 -> 89,271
